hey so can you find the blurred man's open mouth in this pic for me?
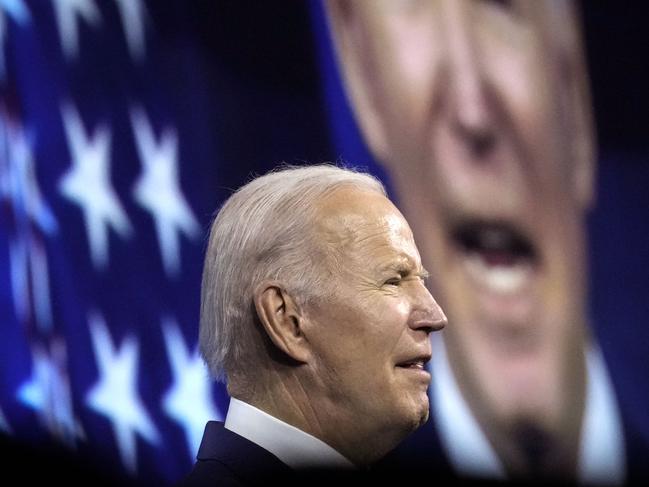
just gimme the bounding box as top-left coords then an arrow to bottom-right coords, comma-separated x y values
450,219 -> 540,296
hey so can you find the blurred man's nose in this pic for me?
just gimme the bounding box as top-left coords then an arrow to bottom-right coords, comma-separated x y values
441,0 -> 496,157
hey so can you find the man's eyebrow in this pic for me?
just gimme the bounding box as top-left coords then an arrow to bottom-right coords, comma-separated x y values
379,259 -> 428,277
378,260 -> 409,273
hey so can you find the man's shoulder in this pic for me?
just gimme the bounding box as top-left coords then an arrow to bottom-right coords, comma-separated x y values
180,421 -> 293,486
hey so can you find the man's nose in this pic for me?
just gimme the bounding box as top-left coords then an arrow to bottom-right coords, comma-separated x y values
409,285 -> 447,334
440,0 -> 496,157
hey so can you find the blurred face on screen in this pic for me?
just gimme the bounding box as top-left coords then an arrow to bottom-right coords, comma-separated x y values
325,0 -> 595,440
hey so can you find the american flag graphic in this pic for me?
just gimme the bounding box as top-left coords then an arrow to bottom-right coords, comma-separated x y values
0,1 -> 335,484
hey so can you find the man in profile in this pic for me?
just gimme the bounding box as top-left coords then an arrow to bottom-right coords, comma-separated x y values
183,165 -> 446,486
323,0 -> 640,484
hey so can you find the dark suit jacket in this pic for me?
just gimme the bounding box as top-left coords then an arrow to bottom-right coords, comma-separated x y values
180,421 -> 400,487
180,421 -> 293,487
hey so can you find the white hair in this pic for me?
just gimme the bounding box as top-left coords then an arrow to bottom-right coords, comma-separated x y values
199,164 -> 386,382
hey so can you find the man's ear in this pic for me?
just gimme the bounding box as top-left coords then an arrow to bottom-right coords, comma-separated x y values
253,281 -> 310,363
567,57 -> 596,210
556,6 -> 596,210
324,0 -> 391,163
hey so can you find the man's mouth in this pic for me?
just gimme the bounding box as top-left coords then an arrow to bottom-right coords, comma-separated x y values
450,219 -> 539,294
397,361 -> 425,369
396,355 -> 431,370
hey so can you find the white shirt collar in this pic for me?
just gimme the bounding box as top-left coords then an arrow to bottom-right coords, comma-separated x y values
430,334 -> 626,485
578,342 -> 626,484
224,397 -> 355,470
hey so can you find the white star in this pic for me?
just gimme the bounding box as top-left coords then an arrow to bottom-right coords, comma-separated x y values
51,0 -> 101,60
85,311 -> 161,473
130,107 -> 200,278
59,102 -> 132,270
8,237 -> 54,330
0,0 -> 30,78
113,0 -> 147,62
17,341 -> 84,446
17,348 -> 47,410
1,120 -> 57,329
1,122 -> 58,236
161,317 -> 220,460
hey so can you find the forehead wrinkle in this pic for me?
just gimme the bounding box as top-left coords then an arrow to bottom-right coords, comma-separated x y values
341,217 -> 411,265
316,215 -> 391,282
314,187 -> 419,274
318,209 -> 388,248
380,255 -> 426,276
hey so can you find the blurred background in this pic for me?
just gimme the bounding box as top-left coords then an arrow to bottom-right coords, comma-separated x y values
0,1 -> 647,485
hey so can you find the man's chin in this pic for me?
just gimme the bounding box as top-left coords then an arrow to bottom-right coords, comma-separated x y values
479,377 -> 562,433
417,406 -> 430,427
457,344 -> 559,421
406,396 -> 431,431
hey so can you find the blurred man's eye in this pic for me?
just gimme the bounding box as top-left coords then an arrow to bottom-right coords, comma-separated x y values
477,0 -> 522,19
481,0 -> 515,10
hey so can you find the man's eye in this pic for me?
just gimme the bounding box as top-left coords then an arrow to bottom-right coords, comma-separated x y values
385,277 -> 401,286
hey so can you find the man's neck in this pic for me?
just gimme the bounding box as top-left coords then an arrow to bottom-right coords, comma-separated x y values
431,335 -> 626,484
488,417 -> 582,480
482,367 -> 586,479
224,397 -> 355,470
233,370 -> 392,468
